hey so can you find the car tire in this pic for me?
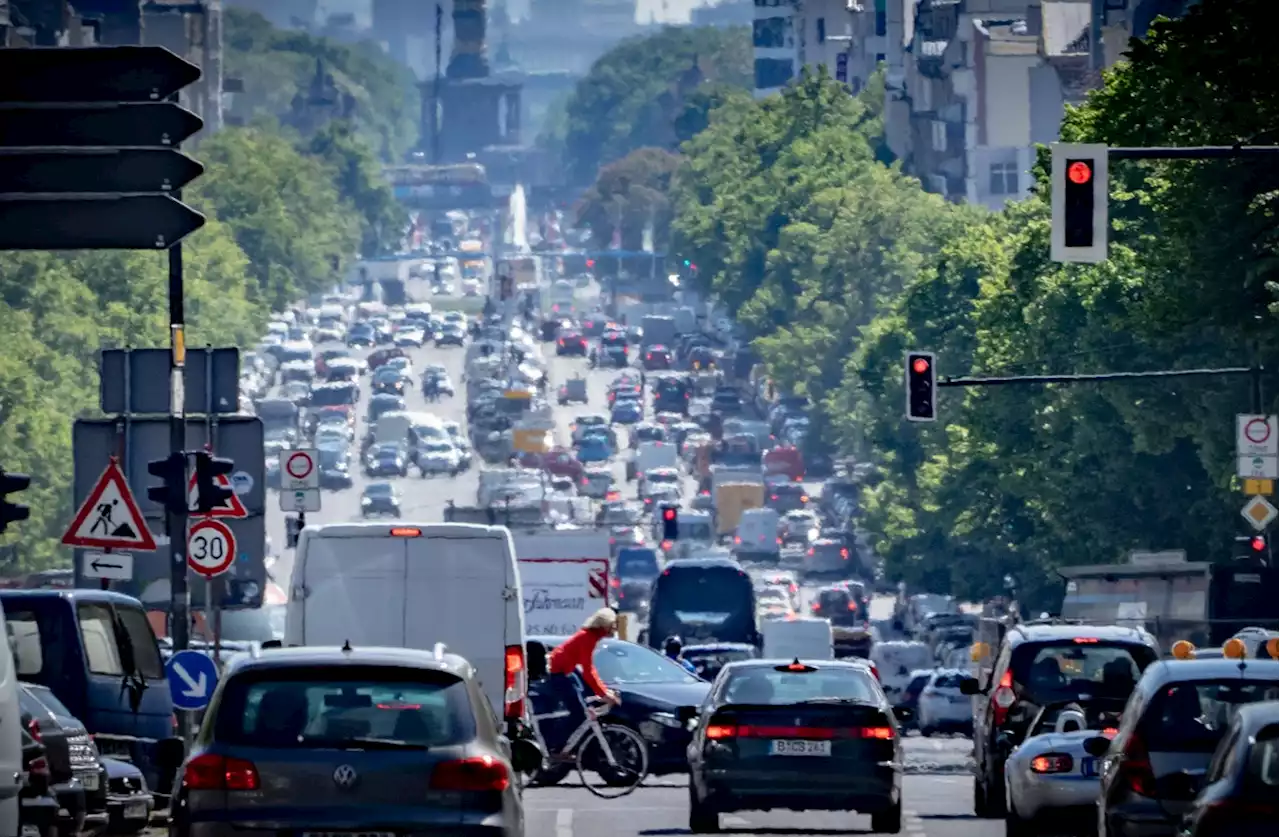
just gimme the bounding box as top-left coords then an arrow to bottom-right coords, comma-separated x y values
688,782 -> 720,833
1004,803 -> 1034,837
870,800 -> 902,834
919,725 -> 933,738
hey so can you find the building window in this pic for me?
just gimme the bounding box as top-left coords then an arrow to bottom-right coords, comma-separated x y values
817,18 -> 826,44
755,58 -> 796,90
753,16 -> 791,49
989,161 -> 1019,195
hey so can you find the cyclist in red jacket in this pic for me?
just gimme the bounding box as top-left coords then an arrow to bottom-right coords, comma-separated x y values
541,608 -> 621,754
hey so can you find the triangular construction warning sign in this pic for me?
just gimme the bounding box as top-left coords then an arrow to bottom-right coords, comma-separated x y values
63,458 -> 157,551
186,471 -> 248,518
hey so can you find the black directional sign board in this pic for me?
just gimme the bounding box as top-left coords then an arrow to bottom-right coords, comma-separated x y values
0,103 -> 204,148
0,46 -> 202,102
0,46 -> 206,251
0,196 -> 205,250
0,149 -> 204,193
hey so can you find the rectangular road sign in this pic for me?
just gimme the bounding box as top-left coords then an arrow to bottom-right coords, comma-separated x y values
1236,415 -> 1278,457
280,489 -> 322,513
1244,478 -> 1275,496
0,46 -> 201,103
1239,456 -> 1280,480
0,149 -> 204,194
100,348 -> 240,415
0,195 -> 205,250
81,551 -> 134,581
0,102 -> 204,148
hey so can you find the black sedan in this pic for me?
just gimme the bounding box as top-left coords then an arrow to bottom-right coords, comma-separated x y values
686,658 -> 902,834
360,482 -> 402,518
527,636 -> 710,785
364,442 -> 409,477
371,368 -> 410,397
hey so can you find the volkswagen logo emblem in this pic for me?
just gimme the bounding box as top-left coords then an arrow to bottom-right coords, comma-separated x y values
332,764 -> 359,790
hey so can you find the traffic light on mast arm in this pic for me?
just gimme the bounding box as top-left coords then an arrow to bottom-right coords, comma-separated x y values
905,351 -> 937,422
192,450 -> 235,514
0,468 -> 31,534
1050,143 -> 1109,264
147,452 -> 188,516
661,505 -> 679,541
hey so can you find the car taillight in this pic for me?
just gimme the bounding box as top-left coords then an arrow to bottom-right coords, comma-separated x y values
770,494 -> 778,501
841,548 -> 849,559
991,670 -> 1015,726
734,536 -> 742,544
706,724 -> 892,740
868,661 -> 880,682
609,578 -> 620,588
807,548 -> 815,556
183,753 -> 261,791
811,602 -> 820,612
27,719 -> 40,741
847,601 -> 857,610
430,755 -> 511,791
504,645 -> 526,720
1031,753 -> 1074,774
789,584 -> 797,593
661,540 -> 672,550
1118,734 -> 1156,797
29,755 -> 50,777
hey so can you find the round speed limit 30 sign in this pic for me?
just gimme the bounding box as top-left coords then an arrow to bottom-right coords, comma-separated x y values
187,518 -> 237,579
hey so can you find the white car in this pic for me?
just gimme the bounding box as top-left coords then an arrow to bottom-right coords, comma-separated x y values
913,668 -> 973,736
757,570 -> 800,610
779,509 -> 821,544
417,441 -> 461,476
754,587 -> 792,612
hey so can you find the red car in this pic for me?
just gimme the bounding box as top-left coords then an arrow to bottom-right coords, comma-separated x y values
518,447 -> 585,481
762,445 -> 806,481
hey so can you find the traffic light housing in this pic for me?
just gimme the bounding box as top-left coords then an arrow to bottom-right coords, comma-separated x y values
1234,534 -> 1268,560
147,452 -> 188,515
1050,143 -> 1108,264
905,351 -> 937,422
661,505 -> 679,541
192,450 -> 234,514
0,468 -> 31,534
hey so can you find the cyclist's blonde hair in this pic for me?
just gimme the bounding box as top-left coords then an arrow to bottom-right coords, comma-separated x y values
583,607 -> 618,632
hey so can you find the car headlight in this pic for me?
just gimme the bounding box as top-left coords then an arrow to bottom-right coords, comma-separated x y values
649,711 -> 683,728
361,498 -> 372,506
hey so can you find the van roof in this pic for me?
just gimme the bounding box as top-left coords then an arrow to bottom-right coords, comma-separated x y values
228,645 -> 474,678
0,589 -> 146,608
303,522 -> 511,540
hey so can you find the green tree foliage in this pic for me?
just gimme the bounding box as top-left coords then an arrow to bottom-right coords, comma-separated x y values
555,25 -> 752,185
671,1 -> 1277,610
0,120 -> 376,571
191,126 -> 360,310
224,6 -> 420,160
576,147 -> 681,252
306,121 -> 406,257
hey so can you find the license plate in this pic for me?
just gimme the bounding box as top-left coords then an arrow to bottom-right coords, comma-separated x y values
123,802 -> 149,819
1081,757 -> 1097,778
769,739 -> 832,757
81,773 -> 100,791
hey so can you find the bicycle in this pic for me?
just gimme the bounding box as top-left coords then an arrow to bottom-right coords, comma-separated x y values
531,678 -> 650,798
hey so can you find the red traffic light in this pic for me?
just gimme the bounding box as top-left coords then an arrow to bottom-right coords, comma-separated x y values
912,357 -> 930,375
585,259 -> 595,268
662,508 -> 677,522
1250,536 -> 1266,552
1067,161 -> 1093,185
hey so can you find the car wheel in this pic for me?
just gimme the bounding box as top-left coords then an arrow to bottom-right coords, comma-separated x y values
870,800 -> 902,834
919,725 -> 933,738
1004,801 -> 1034,837
688,781 -> 720,833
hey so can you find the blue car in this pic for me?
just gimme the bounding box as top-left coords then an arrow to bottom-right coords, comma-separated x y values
576,435 -> 613,463
611,400 -> 643,424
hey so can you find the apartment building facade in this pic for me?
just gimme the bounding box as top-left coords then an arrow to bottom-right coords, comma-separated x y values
754,0 -> 885,98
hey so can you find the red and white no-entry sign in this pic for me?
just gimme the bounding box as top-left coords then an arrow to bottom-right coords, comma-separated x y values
282,448 -> 319,489
1244,418 -> 1271,445
1237,415 -> 1279,458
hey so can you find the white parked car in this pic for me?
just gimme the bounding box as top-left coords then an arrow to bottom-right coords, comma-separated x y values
914,668 -> 973,736
417,441 -> 461,476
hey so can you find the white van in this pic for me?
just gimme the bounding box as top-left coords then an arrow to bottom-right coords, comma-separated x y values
0,608 -> 22,837
870,640 -> 934,705
734,507 -> 780,562
285,522 -> 528,732
762,617 -> 833,661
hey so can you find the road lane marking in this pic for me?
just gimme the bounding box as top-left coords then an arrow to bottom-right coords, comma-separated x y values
905,808 -> 925,836
555,807 -> 573,837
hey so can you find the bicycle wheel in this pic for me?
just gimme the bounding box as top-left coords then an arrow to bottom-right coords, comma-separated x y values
574,723 -> 649,798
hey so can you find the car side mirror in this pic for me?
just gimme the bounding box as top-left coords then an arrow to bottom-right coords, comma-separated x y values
958,677 -> 981,695
509,738 -> 544,775
1083,736 -> 1111,758
892,706 -> 913,723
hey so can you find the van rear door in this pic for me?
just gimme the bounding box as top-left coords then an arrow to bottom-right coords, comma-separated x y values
296,528 -> 407,647
403,525 -> 524,720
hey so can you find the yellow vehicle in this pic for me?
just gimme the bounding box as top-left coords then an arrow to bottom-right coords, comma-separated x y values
714,481 -> 764,535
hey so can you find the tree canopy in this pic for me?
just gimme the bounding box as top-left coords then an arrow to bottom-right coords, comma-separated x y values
669,0 -> 1277,610
549,25 -> 752,187
0,118 -> 382,571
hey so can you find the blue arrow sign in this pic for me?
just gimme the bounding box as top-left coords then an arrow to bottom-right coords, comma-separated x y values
166,650 -> 219,711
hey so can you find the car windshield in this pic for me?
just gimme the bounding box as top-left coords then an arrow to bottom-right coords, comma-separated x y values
214,669 -> 476,748
217,606 -> 284,642
617,549 -> 659,577
365,483 -> 393,496
1138,679 -> 1280,753
595,641 -> 701,685
317,448 -> 345,468
720,665 -> 878,705
310,385 -> 357,407
1016,641 -> 1158,705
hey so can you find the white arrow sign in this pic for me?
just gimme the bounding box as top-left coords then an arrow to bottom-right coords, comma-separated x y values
171,661 -> 209,699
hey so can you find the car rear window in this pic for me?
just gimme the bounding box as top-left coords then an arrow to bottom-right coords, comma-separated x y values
617,549 -> 659,577
720,665 -> 878,705
1138,679 -> 1280,753
214,667 -> 476,749
1012,640 -> 1157,706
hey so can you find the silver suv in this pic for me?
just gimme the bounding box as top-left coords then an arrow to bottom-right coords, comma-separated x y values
172,644 -> 541,837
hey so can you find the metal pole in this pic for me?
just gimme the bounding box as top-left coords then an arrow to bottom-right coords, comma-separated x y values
205,347 -> 221,668
432,3 -> 443,164
167,98 -> 192,744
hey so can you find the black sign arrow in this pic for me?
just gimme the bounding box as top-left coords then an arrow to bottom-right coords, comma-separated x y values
0,103 -> 204,148
0,195 -> 206,249
0,46 -> 201,103
90,557 -> 123,572
0,149 -> 205,194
